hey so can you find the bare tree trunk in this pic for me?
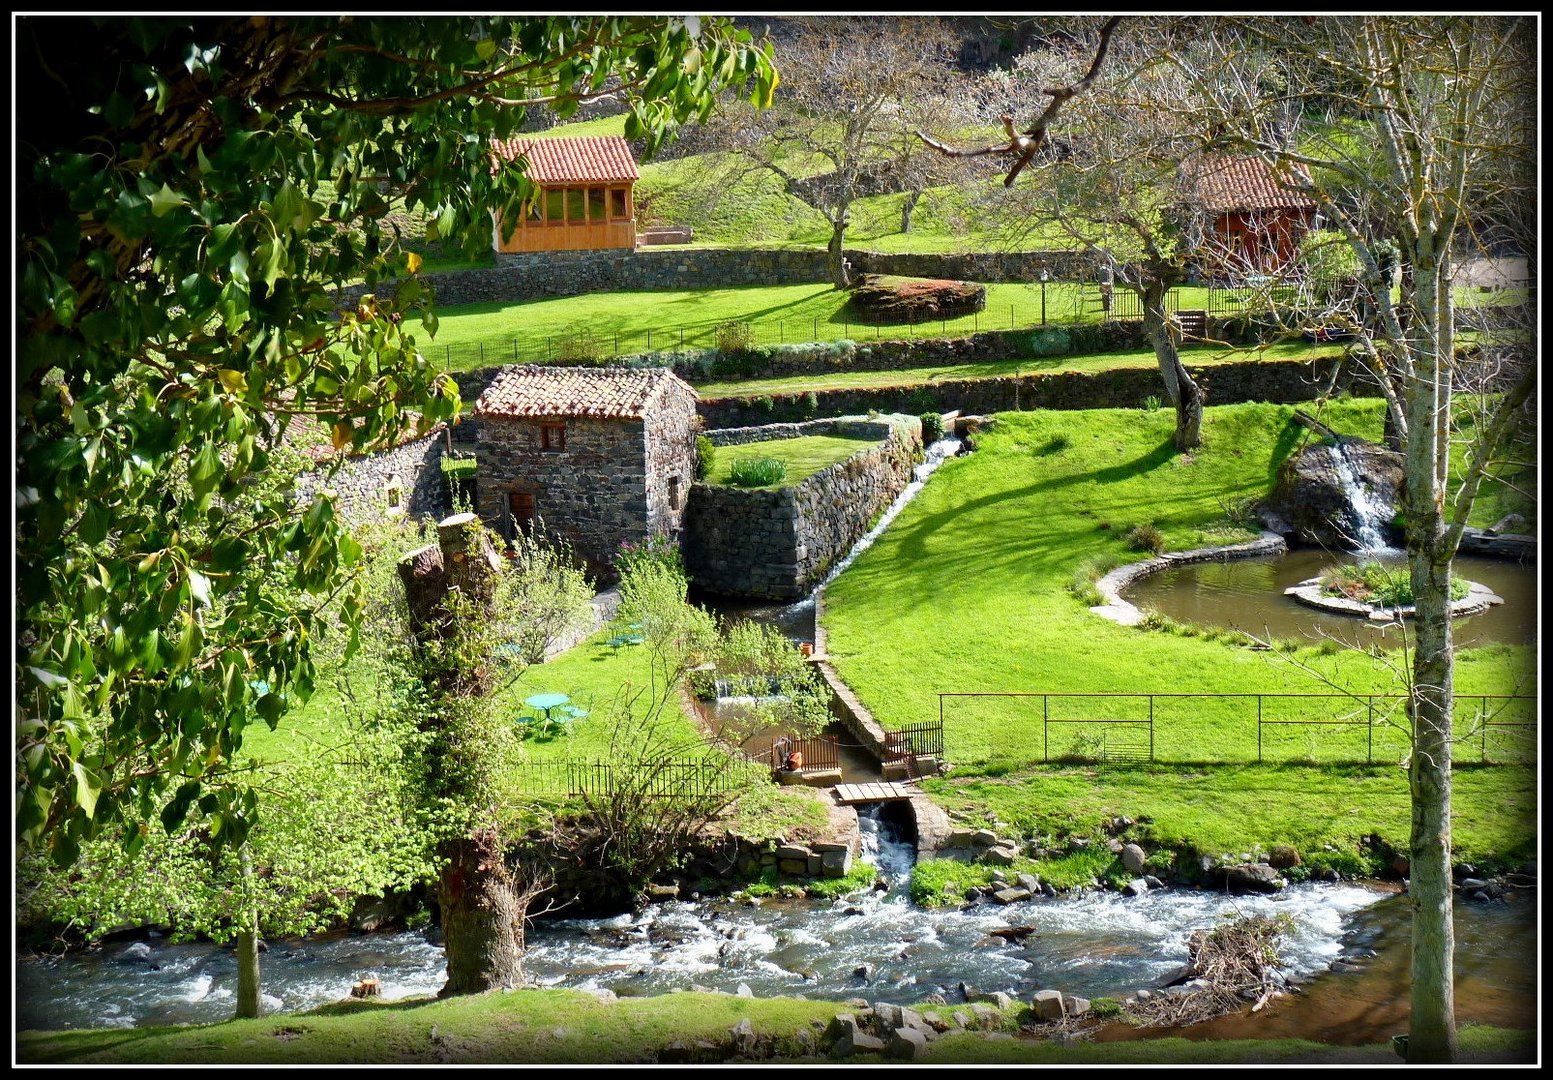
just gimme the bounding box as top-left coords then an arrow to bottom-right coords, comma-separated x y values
438,829 -> 525,997
399,513 -> 529,999
827,214 -> 852,290
900,189 -> 922,234
1401,263 -> 1458,1064
1142,283 -> 1203,450
235,844 -> 261,1019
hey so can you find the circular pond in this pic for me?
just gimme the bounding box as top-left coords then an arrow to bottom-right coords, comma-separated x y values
1124,550 -> 1536,649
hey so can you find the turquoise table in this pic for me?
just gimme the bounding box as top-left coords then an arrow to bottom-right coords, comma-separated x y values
524,693 -> 571,734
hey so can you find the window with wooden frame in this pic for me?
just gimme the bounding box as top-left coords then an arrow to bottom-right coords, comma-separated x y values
587,187 -> 607,222
540,422 -> 567,450
544,188 -> 565,224
609,188 -> 628,219
565,189 -> 586,222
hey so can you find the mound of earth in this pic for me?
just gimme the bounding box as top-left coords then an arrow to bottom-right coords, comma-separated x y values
847,274 -> 986,322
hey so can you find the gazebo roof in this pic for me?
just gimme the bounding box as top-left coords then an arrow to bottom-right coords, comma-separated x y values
489,135 -> 640,185
474,365 -> 695,420
1190,154 -> 1317,213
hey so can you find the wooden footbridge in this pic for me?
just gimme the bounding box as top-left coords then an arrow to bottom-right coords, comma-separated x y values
832,781 -> 916,805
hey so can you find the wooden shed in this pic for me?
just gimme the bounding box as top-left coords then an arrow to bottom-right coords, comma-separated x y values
1188,154 -> 1317,280
490,135 -> 639,254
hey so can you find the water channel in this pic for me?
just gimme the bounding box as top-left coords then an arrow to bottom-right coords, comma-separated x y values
15,809 -> 1537,1046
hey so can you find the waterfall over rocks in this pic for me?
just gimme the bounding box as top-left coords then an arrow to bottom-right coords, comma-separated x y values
1264,437 -> 1404,552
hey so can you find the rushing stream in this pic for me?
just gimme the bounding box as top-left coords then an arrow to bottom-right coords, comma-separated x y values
15,808 -> 1536,1040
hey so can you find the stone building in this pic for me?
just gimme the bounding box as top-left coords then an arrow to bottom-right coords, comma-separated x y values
473,365 -> 699,574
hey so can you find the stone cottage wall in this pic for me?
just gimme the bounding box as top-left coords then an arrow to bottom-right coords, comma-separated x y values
476,415 -> 649,573
681,418 -> 921,599
644,383 -> 701,540
295,427 -> 448,524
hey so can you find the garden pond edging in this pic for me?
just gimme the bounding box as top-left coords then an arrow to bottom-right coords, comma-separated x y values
1090,532 -> 1290,627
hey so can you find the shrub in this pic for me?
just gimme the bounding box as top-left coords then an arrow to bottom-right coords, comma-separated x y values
753,395 -> 776,414
1090,998 -> 1125,1019
1029,327 -> 1071,357
614,531 -> 684,580
715,319 -> 755,354
1322,560 -> 1468,606
1142,394 -> 1162,412
919,411 -> 945,443
727,456 -> 788,487
800,391 -> 819,419
694,434 -> 716,481
554,333 -> 605,365
1125,523 -> 1166,554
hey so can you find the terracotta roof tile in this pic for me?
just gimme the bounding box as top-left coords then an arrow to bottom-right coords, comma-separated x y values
474,365 -> 695,420
1190,154 -> 1317,213
490,136 -> 640,185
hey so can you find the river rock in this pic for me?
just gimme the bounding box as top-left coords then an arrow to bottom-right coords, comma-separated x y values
119,942 -> 153,961
1220,863 -> 1284,893
730,1017 -> 757,1055
830,1030 -> 886,1058
1063,995 -> 1091,1019
1016,873 -> 1041,892
1268,844 -> 1302,869
971,829 -> 999,847
1123,878 -> 1149,898
888,1028 -> 929,1060
779,859 -> 809,876
736,983 -> 753,998
1459,877 -> 1489,890
1120,844 -> 1147,875
1144,875 -> 1166,891
646,882 -> 680,900
1032,989 -> 1066,1021
993,887 -> 1032,904
853,963 -> 876,981
1264,437 -> 1403,549
920,1011 -> 951,1034
968,1002 -> 1000,1028
982,845 -> 1019,866
821,848 -> 854,878
1391,855 -> 1410,877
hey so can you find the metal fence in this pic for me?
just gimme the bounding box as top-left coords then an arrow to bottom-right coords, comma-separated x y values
883,721 -> 945,761
510,758 -> 758,799
935,692 -> 1538,766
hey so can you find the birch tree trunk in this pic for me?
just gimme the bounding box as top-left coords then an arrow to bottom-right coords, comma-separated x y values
235,843 -> 261,1019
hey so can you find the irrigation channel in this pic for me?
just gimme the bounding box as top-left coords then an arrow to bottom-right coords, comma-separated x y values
1124,550 -> 1537,650
15,808 -> 1537,1044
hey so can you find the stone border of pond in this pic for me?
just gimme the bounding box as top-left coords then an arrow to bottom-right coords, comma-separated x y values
1283,577 -> 1504,622
1090,531 -> 1289,627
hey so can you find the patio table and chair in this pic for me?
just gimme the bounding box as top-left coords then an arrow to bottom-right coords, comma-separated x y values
520,692 -> 589,737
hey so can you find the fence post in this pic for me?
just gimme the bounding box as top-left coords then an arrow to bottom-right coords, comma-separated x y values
680,327 -> 685,350
1367,695 -> 1374,764
1256,695 -> 1263,763
615,332 -> 619,353
1011,305 -> 1014,330
1481,696 -> 1488,763
1043,695 -> 1049,762
513,339 -> 517,361
479,341 -> 484,364
445,344 -> 450,365
780,319 -> 783,343
813,317 -> 818,341
1148,695 -> 1155,762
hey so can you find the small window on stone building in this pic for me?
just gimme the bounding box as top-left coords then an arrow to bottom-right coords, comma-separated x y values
541,422 -> 566,450
383,473 -> 404,510
668,475 -> 682,511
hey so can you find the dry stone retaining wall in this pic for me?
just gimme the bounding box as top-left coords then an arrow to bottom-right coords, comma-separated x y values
681,417 -> 921,599
294,427 -> 449,524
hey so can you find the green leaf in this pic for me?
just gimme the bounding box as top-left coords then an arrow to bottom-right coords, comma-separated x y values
72,761 -> 101,818
148,183 -> 188,218
187,568 -> 212,608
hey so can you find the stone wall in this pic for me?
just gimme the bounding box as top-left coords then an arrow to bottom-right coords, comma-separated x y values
295,427 -> 449,524
698,356 -> 1365,429
681,417 -> 921,599
345,247 -> 1101,309
475,384 -> 698,573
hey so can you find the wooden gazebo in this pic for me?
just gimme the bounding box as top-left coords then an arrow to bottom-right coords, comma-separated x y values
490,135 -> 639,254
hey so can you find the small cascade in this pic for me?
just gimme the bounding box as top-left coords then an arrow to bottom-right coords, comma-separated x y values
855,803 -> 917,892
1330,443 -> 1396,553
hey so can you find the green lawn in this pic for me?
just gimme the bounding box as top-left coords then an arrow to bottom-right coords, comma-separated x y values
819,401 -> 1536,864
15,988 -> 1533,1065
706,433 -> 879,489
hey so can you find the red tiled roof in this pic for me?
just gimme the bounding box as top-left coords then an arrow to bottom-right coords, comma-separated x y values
1190,154 -> 1316,213
490,136 -> 640,185
474,365 -> 695,420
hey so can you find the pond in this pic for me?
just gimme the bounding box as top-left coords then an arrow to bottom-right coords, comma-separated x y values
1124,550 -> 1537,649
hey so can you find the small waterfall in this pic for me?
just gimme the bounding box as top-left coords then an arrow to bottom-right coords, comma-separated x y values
819,436 -> 963,590
855,804 -> 917,892
1330,443 -> 1395,553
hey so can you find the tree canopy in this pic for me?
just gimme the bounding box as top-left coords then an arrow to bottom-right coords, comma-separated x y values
15,15 -> 777,862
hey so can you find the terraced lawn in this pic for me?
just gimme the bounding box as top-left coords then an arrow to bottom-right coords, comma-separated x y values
706,433 -> 880,489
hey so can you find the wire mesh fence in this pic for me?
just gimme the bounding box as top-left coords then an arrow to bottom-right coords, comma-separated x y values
936,692 -> 1538,767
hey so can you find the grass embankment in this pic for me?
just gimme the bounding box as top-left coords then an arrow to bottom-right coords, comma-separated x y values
820,401 -> 1536,867
696,341 -> 1346,398
15,991 -> 1533,1065
707,433 -> 878,489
